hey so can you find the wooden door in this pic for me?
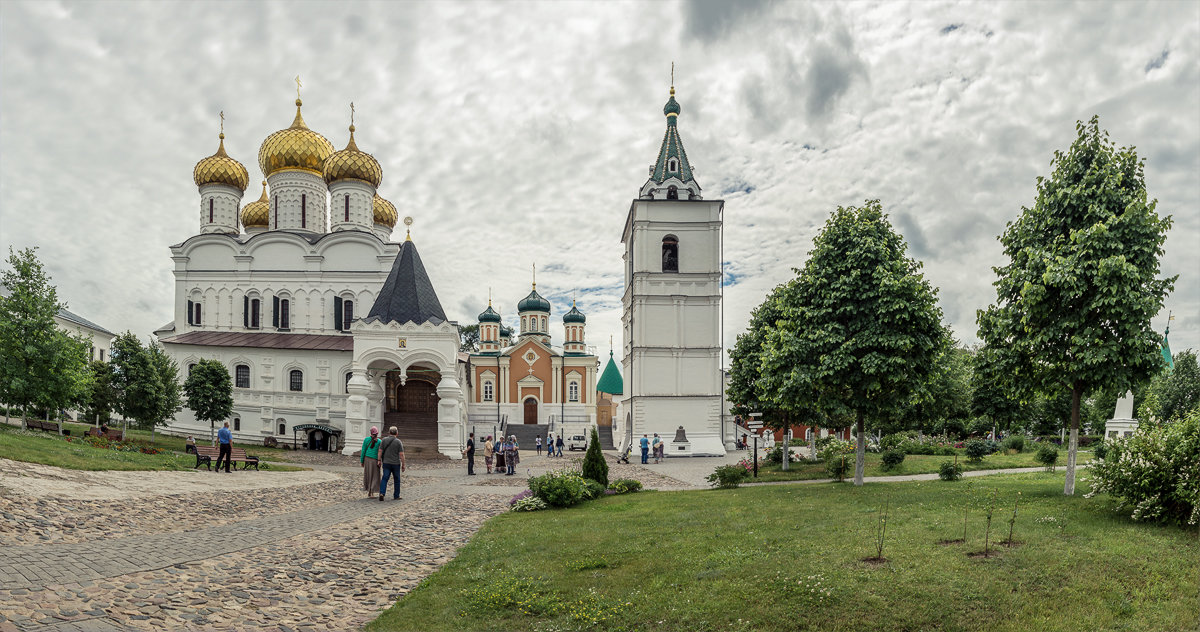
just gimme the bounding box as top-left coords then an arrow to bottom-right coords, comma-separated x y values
524,398 -> 538,424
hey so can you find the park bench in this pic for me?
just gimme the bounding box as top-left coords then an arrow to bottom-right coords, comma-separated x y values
85,428 -> 124,441
194,445 -> 260,471
26,420 -> 69,435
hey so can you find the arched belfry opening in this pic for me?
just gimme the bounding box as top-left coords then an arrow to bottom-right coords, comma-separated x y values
662,235 -> 679,273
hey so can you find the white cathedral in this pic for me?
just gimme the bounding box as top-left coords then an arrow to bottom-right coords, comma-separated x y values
159,85 -> 729,458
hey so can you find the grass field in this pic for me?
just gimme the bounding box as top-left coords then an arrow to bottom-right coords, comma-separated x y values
0,422 -> 304,471
749,448 -> 1093,482
369,472 -> 1198,632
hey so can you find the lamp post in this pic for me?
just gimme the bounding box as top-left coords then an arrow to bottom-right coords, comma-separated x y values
747,412 -> 764,478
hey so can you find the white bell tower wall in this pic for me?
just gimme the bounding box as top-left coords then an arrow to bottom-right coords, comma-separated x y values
267,169 -> 328,233
199,183 -> 242,234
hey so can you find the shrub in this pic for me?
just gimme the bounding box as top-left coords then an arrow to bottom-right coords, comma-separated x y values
817,439 -> 854,463
880,449 -> 906,471
581,478 -> 606,501
528,469 -> 588,507
581,427 -> 608,486
509,489 -> 533,507
1087,408 -> 1200,525
1036,444 -> 1059,472
707,464 -> 750,489
939,461 -> 963,481
825,454 -> 851,481
510,497 -> 548,512
964,439 -> 990,463
1003,435 -> 1025,453
608,479 -> 643,494
1092,439 -> 1108,461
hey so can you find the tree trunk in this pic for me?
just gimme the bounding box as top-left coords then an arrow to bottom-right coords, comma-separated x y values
1064,385 -> 1081,495
809,426 -> 817,462
854,410 -> 866,486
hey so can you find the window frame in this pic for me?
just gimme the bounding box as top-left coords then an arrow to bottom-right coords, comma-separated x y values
235,364 -> 251,389
289,369 -> 303,392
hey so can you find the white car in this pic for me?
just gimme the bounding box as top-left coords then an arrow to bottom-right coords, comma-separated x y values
566,434 -> 588,451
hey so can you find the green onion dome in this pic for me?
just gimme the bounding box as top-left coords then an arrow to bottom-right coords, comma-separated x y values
517,287 -> 551,313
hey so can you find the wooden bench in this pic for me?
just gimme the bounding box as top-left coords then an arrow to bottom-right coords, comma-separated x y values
85,428 -> 124,441
26,420 -> 69,435
194,445 -> 260,471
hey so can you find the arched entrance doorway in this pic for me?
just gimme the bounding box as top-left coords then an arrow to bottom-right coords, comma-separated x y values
524,397 -> 538,424
383,366 -> 440,454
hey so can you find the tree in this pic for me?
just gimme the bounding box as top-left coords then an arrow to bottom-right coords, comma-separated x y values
977,116 -> 1175,495
581,426 -> 609,487
755,200 -> 949,485
83,360 -> 117,426
1140,350 -> 1200,423
147,343 -> 183,435
110,332 -> 161,433
459,324 -> 479,352
183,358 -> 233,444
0,247 -> 93,430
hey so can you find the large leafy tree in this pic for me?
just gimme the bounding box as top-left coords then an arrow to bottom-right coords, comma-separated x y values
756,200 -> 950,485
977,116 -> 1175,495
727,282 -> 791,425
110,332 -> 162,432
0,247 -> 93,430
183,358 -> 233,444
459,324 -> 480,352
147,343 -> 183,435
1140,350 -> 1200,423
83,360 -> 117,426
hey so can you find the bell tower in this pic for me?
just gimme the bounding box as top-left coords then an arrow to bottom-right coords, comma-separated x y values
620,79 -> 725,456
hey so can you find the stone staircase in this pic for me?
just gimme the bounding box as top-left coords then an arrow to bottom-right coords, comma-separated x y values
383,413 -> 438,456
596,425 -> 615,450
504,423 -> 549,450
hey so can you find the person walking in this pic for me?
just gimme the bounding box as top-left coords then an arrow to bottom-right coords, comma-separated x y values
555,433 -> 564,457
639,433 -> 650,464
378,426 -> 406,501
510,435 -> 521,474
652,433 -> 662,464
484,435 -> 494,474
546,433 -> 554,457
361,427 -> 382,498
535,435 -> 542,456
464,432 -> 476,475
215,421 -> 233,473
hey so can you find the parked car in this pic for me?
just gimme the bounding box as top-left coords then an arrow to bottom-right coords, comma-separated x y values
566,434 -> 588,451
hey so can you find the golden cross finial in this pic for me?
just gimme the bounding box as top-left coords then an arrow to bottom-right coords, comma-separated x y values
219,110 -> 224,134
488,287 -> 492,307
350,102 -> 355,126
404,216 -> 413,241
532,262 -> 536,290
671,62 -> 674,88
295,75 -> 302,98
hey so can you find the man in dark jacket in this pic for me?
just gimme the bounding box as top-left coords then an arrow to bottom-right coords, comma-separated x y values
464,432 -> 476,475
378,426 -> 406,501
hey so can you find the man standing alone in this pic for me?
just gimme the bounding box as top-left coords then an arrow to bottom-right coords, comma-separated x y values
640,434 -> 650,464
379,426 -> 406,501
464,432 -> 476,475
215,421 -> 233,473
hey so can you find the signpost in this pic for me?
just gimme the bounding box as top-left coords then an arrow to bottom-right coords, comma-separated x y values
747,413 -> 764,478
782,427 -> 791,471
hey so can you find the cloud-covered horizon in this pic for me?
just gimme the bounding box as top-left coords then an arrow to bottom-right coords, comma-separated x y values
1,1 -> 1197,362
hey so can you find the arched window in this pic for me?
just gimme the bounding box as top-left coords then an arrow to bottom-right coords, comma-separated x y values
344,194 -> 350,222
233,417 -> 241,431
278,298 -> 290,330
568,381 -> 579,402
187,363 -> 196,376
235,365 -> 250,389
342,299 -> 353,331
301,193 -> 307,229
345,372 -> 353,394
244,295 -> 262,329
289,369 -> 303,392
483,380 -> 494,402
668,158 -> 678,172
667,185 -> 678,200
662,235 -> 679,273
278,421 -> 286,435
209,198 -> 214,223
541,316 -> 547,331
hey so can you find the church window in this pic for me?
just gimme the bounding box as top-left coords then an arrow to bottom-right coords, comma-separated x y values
233,417 -> 241,431
279,299 -> 291,330
250,298 -> 260,328
274,196 -> 278,229
541,316 -> 546,331
99,349 -> 105,361
344,194 -> 350,222
208,198 -> 214,223
667,185 -> 678,200
90,346 -> 95,361
569,381 -> 579,402
483,380 -> 494,402
301,194 -> 307,229
662,235 -> 679,273
342,300 -> 354,331
289,369 -> 303,392
235,365 -> 250,388
345,372 -> 352,394
187,363 -> 196,376
521,316 -> 527,331
192,302 -> 203,325
668,158 -> 678,172
278,421 -> 286,435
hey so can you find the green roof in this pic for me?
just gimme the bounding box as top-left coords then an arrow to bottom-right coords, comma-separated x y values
563,302 -> 586,324
478,304 -> 501,323
518,286 -> 551,313
596,350 -> 623,395
648,87 -> 696,186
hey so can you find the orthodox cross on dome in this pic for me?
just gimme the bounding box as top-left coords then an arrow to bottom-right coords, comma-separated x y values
404,216 -> 413,241
350,102 -> 355,126
671,61 -> 674,89
219,110 -> 224,134
532,262 -> 537,290
295,75 -> 302,98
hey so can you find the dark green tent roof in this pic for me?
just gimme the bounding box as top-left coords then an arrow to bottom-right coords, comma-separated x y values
597,350 -> 623,395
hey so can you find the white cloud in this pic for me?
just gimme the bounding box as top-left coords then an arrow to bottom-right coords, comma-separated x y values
1,0 -> 1196,363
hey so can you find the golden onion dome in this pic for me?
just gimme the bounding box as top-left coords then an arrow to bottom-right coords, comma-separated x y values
323,125 -> 383,187
193,133 -> 250,191
373,194 -> 397,227
258,98 -> 335,177
241,180 -> 270,229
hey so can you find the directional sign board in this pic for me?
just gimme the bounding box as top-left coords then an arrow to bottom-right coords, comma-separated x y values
746,421 -> 763,430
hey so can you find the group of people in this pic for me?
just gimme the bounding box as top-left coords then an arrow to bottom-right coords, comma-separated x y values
359,426 -> 407,500
478,434 -> 520,475
638,433 -> 666,464
539,433 -> 565,458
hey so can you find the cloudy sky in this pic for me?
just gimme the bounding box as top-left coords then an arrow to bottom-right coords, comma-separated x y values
2,1 -> 1197,361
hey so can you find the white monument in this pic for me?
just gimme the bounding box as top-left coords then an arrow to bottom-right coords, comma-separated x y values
1104,390 -> 1138,439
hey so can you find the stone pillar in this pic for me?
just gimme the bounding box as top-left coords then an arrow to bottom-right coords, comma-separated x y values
437,374 -> 464,459
341,368 -> 371,455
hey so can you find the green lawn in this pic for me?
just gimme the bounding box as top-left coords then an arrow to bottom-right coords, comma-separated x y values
370,473 -> 1198,632
0,423 -> 304,471
749,448 -> 1092,482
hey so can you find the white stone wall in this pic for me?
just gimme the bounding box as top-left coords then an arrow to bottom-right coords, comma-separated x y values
53,317 -> 115,363
328,180 -> 375,233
